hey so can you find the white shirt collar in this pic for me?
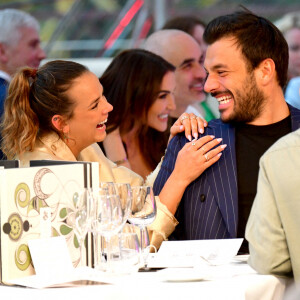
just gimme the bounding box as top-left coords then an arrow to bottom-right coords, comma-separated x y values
0,70 -> 11,82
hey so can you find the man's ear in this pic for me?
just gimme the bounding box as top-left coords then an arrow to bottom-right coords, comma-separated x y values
51,115 -> 69,133
256,58 -> 276,86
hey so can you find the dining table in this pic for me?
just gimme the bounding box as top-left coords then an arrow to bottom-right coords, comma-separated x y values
0,256 -> 290,300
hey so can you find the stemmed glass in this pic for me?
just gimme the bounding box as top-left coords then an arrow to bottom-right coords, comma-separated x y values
93,189 -> 123,271
72,188 -> 92,267
99,181 -> 116,195
114,183 -> 133,261
127,186 -> 157,265
114,183 -> 132,229
108,230 -> 142,274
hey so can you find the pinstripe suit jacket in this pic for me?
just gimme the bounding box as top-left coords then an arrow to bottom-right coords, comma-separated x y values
153,105 -> 300,241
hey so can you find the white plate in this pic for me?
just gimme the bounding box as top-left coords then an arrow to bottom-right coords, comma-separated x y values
232,254 -> 249,263
157,268 -> 206,282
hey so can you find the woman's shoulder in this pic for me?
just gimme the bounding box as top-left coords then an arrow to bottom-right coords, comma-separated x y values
18,150 -> 57,167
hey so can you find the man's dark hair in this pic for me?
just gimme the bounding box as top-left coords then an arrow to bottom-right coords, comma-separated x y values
203,11 -> 289,88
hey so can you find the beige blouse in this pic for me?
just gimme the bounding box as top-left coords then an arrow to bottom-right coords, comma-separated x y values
18,132 -> 178,249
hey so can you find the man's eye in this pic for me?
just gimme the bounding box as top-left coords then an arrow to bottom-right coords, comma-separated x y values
182,63 -> 192,70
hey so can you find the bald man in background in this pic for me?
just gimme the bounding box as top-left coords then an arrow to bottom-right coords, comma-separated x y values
143,30 -> 207,126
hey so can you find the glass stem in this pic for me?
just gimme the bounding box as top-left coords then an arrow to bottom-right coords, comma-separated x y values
139,226 -> 150,267
93,233 -> 98,268
80,237 -> 85,267
105,236 -> 112,271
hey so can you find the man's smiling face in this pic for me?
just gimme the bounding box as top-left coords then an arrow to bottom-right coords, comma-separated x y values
204,37 -> 266,123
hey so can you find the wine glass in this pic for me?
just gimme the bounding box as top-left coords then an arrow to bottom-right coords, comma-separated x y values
114,183 -> 132,228
113,183 -> 133,260
108,230 -> 142,274
93,191 -> 123,271
72,188 -> 92,267
127,186 -> 157,265
99,181 -> 116,195
88,187 -> 106,268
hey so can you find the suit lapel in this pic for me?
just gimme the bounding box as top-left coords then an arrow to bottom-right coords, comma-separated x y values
205,121 -> 238,238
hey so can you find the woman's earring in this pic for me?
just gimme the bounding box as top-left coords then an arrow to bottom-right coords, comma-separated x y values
63,132 -> 69,141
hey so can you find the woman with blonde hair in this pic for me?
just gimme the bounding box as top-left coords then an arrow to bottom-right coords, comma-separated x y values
1,60 -> 225,248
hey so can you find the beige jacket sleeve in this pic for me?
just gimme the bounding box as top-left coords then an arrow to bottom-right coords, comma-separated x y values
84,144 -> 178,249
246,156 -> 292,278
245,134 -> 300,280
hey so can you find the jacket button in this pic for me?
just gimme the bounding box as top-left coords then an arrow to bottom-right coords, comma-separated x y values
200,194 -> 206,202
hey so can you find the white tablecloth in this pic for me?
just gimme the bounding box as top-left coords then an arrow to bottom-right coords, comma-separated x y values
0,262 -> 288,300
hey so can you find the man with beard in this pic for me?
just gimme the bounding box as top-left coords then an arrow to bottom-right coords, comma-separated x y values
153,10 -> 300,253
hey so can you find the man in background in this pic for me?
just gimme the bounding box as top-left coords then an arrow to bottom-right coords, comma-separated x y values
143,29 -> 207,127
284,25 -> 300,82
162,16 -> 219,121
284,25 -> 300,109
0,8 -> 46,117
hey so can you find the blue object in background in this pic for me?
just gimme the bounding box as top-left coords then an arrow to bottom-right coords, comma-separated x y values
285,77 -> 300,109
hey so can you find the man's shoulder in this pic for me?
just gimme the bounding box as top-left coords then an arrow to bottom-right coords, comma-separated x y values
289,103 -> 300,117
207,118 -> 224,128
206,118 -> 233,134
0,77 -> 8,97
170,118 -> 229,143
0,74 -> 9,85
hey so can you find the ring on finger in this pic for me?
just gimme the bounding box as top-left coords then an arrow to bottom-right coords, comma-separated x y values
192,142 -> 196,146
204,154 -> 209,162
181,115 -> 189,122
200,147 -> 206,153
190,116 -> 197,120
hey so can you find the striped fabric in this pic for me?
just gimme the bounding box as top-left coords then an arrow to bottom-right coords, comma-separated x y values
153,105 -> 300,241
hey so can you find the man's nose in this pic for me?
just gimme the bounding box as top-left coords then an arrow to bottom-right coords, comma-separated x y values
194,63 -> 207,80
38,47 -> 46,61
204,74 -> 219,93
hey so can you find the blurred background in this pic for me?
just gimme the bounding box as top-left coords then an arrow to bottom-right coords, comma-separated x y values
1,0 -> 300,75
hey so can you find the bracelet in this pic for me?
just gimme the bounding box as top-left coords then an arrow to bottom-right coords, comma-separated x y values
114,157 -> 128,166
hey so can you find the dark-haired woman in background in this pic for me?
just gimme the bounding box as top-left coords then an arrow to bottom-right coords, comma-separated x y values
99,49 -> 178,179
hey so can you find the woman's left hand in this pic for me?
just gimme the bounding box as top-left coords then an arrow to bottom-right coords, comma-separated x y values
168,113 -> 208,144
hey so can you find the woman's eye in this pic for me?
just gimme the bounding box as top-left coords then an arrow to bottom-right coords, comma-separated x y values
290,45 -> 300,52
91,102 -> 99,109
158,93 -> 168,99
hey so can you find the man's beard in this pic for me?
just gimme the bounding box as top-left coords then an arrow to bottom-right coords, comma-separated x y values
221,73 -> 266,124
